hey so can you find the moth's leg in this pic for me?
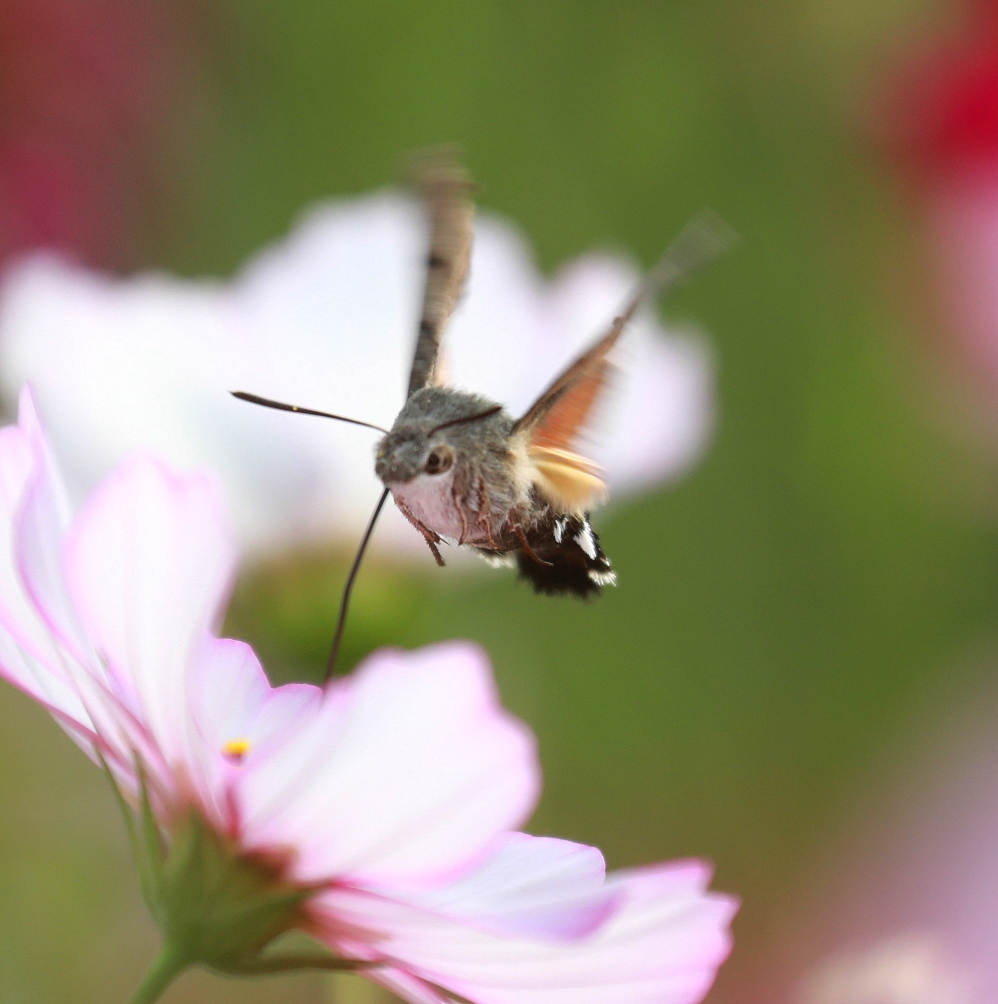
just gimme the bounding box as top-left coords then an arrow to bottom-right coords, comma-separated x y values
476,480 -> 499,549
451,482 -> 471,546
393,497 -> 446,566
393,496 -> 443,545
512,523 -> 553,567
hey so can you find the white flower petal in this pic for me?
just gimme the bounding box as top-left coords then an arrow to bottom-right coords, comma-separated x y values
239,642 -> 539,889
0,255 -> 315,550
318,859 -> 736,1004
61,455 -> 236,764
190,637 -> 322,755
186,636 -> 323,826
402,832 -> 616,941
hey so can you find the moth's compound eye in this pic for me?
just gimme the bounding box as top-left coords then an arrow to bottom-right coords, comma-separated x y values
424,445 -> 453,475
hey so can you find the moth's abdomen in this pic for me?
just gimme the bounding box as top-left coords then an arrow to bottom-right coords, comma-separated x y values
514,514 -> 615,598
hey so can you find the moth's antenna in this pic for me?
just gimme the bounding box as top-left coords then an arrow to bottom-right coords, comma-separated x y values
428,404 -> 503,436
325,487 -> 390,682
231,391 -> 390,434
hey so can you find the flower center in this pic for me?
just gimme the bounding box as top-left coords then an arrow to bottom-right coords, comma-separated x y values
222,738 -> 251,763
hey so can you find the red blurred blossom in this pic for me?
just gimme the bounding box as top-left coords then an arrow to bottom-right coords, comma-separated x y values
0,0 -> 198,270
872,1 -> 998,389
877,2 -> 998,190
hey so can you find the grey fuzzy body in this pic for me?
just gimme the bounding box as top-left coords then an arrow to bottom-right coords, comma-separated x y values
375,386 -> 615,594
375,386 -> 529,546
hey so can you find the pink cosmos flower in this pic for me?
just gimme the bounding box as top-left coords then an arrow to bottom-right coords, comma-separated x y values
0,386 -> 735,1002
0,192 -> 713,555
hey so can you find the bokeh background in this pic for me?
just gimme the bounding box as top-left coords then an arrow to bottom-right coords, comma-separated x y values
2,0 -> 998,1001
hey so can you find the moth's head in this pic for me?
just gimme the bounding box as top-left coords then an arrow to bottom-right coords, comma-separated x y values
375,387 -> 510,485
374,427 -> 448,484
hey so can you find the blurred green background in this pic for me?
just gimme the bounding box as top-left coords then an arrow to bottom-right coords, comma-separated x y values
2,0 -> 994,1001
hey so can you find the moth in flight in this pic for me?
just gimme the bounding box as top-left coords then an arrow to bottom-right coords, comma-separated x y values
234,149 -> 732,672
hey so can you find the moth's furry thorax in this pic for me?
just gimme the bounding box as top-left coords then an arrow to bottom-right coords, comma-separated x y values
374,386 -> 514,485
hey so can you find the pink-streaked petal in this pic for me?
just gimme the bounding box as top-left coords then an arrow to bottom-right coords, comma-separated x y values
0,423 -> 66,686
16,386 -> 101,666
239,642 -> 539,889
0,423 -> 31,513
366,968 -> 453,1004
62,455 -> 236,765
407,833 -> 616,941
317,861 -> 736,1004
0,406 -> 67,670
0,625 -> 90,735
0,400 -> 91,724
15,392 -> 160,774
0,394 -> 159,783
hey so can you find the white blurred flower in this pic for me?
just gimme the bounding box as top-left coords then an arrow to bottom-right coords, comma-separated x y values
0,191 -> 713,556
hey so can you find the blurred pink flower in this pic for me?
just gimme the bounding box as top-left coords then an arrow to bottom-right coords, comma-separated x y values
798,933 -> 978,1004
728,674 -> 998,1004
0,386 -> 735,1002
0,192 -> 713,555
0,0 -> 193,269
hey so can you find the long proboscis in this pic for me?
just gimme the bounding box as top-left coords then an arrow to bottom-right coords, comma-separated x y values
325,487 -> 391,682
230,389 -> 392,681
230,391 -> 390,434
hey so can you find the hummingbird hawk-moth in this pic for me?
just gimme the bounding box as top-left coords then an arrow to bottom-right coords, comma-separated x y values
233,149 -> 732,673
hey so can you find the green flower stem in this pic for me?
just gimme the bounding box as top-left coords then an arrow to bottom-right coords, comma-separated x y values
234,954 -> 377,974
128,943 -> 190,1004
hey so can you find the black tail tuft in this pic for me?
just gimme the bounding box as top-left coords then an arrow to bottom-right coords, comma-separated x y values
515,515 -> 615,599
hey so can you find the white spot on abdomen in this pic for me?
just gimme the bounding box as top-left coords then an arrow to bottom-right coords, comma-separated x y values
574,521 -> 597,559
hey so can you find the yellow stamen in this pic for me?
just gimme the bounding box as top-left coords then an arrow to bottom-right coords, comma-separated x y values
222,738 -> 251,762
